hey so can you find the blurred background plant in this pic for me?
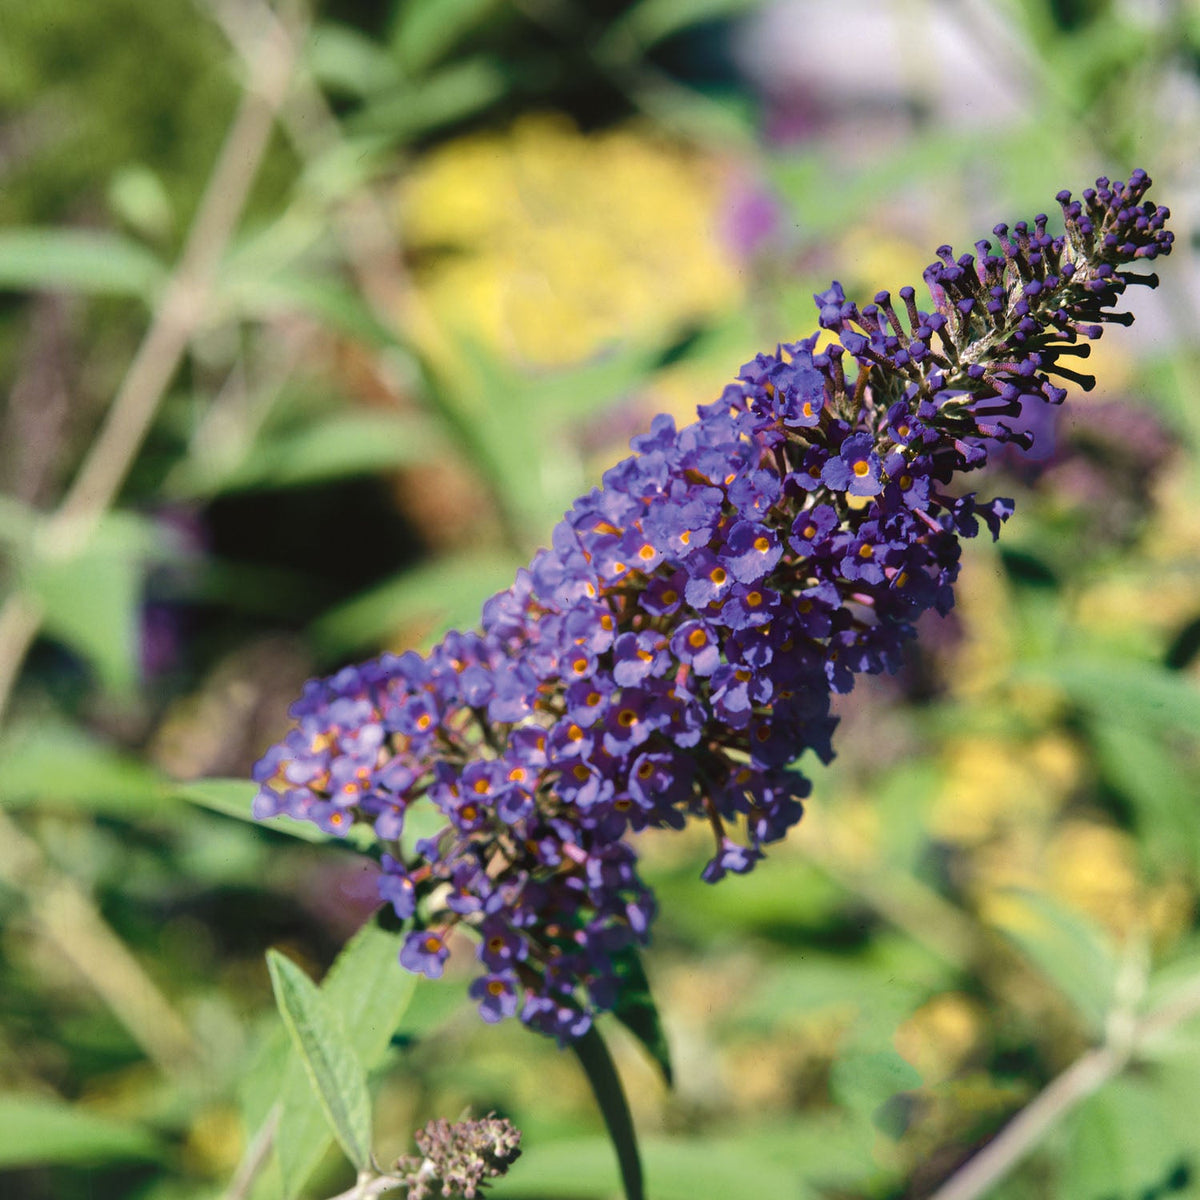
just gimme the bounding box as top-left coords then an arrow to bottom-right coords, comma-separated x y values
1,1 -> 1200,1198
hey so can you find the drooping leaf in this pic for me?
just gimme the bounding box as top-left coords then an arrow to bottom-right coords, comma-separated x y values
609,944 -> 673,1087
0,1097 -> 162,1167
266,950 -> 374,1172
571,1026 -> 644,1200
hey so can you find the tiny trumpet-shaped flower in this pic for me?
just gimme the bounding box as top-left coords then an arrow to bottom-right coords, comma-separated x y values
253,171 -> 1172,1041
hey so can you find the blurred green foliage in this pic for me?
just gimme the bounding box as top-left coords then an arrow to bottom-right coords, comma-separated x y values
2,1 -> 1200,1199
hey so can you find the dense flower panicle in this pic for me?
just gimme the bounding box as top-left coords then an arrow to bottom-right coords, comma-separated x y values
252,171 -> 1172,1041
394,1114 -> 522,1199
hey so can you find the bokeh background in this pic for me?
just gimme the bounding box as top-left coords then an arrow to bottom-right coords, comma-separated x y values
2,1 -> 1200,1198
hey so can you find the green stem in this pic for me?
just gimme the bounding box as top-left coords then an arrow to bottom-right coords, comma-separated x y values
571,1025 -> 644,1200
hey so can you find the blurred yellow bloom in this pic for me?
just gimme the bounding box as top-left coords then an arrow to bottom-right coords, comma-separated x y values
894,992 -> 985,1084
930,734 -> 1081,846
399,114 -> 742,369
837,225 -> 932,305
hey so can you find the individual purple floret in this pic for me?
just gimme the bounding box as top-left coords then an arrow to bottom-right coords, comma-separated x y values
253,171 -> 1172,1041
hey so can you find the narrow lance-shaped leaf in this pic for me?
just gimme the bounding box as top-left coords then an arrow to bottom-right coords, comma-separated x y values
0,228 -> 166,298
571,1026 -> 644,1200
242,922 -> 416,1200
266,949 -> 374,1172
610,944 -> 673,1087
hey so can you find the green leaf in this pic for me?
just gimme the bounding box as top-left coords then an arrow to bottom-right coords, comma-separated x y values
1088,718 -> 1200,872
429,335 -> 659,536
829,1047 -> 922,1131
391,0 -> 496,74
306,21 -> 403,96
174,778 -> 346,846
107,164 -> 174,242
1059,1073 -> 1193,1200
242,922 -> 416,1199
609,945 -> 673,1087
0,1097 -> 162,1167
18,511 -> 167,695
348,58 -> 508,142
0,228 -> 166,298
0,720 -> 165,814
571,1026 -> 644,1200
223,271 -> 408,351
990,889 -> 1118,1034
310,551 -> 524,659
266,950 -> 374,1172
1019,656 -> 1200,738
177,410 -> 439,497
606,0 -> 763,52
180,776 -> 376,850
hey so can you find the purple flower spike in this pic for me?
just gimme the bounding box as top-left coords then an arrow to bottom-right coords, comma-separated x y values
252,170 -> 1172,1041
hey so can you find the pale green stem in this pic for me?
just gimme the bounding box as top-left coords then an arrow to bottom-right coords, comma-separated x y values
928,974 -> 1200,1200
0,9 -> 295,726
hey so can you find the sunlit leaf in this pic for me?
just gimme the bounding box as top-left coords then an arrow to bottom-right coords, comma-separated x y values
242,922 -> 415,1200
391,0 -> 497,74
348,58 -> 508,142
306,21 -> 402,96
174,777 -> 350,846
266,950 -> 374,1172
0,228 -> 165,298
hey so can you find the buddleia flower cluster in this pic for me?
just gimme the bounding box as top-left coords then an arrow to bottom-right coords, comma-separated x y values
253,171 -> 1172,1042
393,1114 -> 521,1200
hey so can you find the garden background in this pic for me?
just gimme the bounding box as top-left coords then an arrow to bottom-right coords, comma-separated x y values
2,1 -> 1200,1197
